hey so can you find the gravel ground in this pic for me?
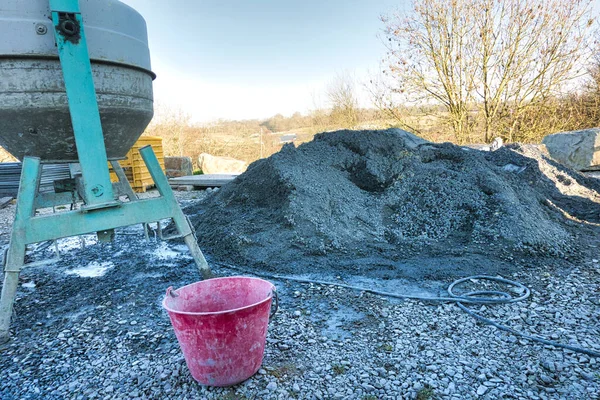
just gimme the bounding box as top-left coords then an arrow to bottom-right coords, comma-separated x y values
1,189 -> 599,400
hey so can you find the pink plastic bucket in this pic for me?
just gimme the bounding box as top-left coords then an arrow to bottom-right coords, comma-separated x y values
163,276 -> 276,386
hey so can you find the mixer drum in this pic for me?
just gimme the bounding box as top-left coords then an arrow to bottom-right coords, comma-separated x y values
0,0 -> 155,162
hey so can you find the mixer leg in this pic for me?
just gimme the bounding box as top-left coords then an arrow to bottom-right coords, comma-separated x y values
0,157 -> 39,343
138,145 -> 213,280
110,161 -> 137,201
183,233 -> 213,280
0,270 -> 21,343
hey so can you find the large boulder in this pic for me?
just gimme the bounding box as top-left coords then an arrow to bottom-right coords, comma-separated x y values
542,128 -> 600,171
198,153 -> 248,174
165,156 -> 193,177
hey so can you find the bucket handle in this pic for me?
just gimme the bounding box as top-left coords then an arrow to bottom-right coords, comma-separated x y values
269,288 -> 278,320
166,286 -> 179,298
167,285 -> 278,317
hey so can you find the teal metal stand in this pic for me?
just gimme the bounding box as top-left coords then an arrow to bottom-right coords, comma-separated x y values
0,0 -> 211,343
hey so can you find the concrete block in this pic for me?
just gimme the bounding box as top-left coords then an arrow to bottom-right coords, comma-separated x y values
165,156 -> 193,177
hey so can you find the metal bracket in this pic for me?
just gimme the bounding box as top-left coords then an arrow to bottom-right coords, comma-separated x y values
56,12 -> 81,43
144,219 -> 186,241
186,216 -> 198,242
158,220 -> 185,241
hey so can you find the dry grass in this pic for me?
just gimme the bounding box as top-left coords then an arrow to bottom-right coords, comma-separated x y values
141,89 -> 600,169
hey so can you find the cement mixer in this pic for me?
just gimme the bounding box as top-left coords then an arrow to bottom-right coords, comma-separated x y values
0,0 -> 212,343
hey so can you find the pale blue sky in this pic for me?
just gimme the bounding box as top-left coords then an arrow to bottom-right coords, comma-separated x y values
119,0 -> 406,122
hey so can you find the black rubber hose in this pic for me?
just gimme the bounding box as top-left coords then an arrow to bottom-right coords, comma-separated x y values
214,263 -> 600,358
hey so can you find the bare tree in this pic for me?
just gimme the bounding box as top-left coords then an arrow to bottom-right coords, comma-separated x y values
145,105 -> 192,157
382,0 -> 478,143
367,72 -> 424,134
326,72 -> 359,128
382,0 -> 595,143
578,30 -> 600,127
475,0 -> 594,142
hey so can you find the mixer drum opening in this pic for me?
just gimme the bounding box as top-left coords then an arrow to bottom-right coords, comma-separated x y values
0,0 -> 155,162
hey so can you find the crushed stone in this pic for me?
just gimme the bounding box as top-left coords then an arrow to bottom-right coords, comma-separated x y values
186,129 -> 600,279
1,188 -> 598,399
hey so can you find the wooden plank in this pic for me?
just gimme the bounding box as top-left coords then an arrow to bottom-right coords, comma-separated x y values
0,197 -> 13,209
582,165 -> 600,172
168,174 -> 239,188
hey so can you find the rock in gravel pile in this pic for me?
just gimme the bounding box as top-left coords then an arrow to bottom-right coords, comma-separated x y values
187,129 -> 600,276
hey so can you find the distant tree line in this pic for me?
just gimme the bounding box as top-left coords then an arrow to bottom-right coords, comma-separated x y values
145,103 -> 388,167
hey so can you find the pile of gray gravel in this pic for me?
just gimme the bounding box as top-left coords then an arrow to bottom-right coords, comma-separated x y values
187,129 -> 600,277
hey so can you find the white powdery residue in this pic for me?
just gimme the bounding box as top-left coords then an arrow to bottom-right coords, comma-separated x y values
153,242 -> 182,260
66,261 -> 113,278
22,281 -> 36,289
58,235 -> 97,252
171,244 -> 193,259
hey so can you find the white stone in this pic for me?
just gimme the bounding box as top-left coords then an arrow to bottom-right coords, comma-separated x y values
542,128 -> 600,170
477,385 -> 488,396
198,153 -> 248,174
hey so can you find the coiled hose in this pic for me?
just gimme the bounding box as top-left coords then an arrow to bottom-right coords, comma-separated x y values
215,263 -> 600,358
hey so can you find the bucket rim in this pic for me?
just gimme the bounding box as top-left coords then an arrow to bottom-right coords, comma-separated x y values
162,276 -> 275,316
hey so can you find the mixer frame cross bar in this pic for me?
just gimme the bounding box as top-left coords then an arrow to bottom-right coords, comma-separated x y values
0,147 -> 212,342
